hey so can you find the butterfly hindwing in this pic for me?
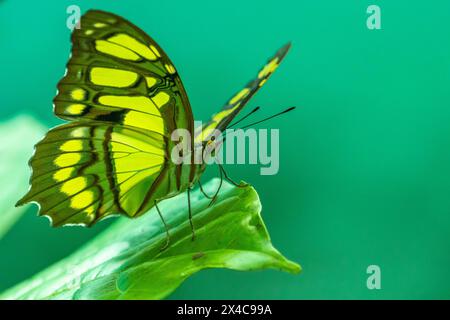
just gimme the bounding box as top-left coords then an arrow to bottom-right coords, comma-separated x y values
17,122 -> 168,226
196,43 -> 291,142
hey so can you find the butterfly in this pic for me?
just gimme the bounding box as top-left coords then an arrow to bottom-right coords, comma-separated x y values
16,10 -> 290,235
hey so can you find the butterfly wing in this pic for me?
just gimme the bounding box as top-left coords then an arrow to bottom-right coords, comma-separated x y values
17,122 -> 167,226
17,10 -> 194,226
196,43 -> 291,142
54,10 -> 194,135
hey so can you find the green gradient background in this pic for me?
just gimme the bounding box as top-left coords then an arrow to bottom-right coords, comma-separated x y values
1,0 -> 450,299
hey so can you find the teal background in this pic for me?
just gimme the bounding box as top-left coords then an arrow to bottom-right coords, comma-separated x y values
1,0 -> 450,299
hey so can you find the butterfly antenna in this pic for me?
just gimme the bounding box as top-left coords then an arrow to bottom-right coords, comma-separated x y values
228,106 -> 260,128
237,106 -> 296,130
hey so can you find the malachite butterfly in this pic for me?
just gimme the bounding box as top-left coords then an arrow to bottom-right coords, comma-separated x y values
16,10 -> 291,229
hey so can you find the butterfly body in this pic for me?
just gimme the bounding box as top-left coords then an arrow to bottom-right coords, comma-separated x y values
17,10 -> 290,227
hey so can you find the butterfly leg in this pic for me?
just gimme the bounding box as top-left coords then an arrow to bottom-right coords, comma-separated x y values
208,165 -> 223,207
198,179 -> 214,199
155,200 -> 170,251
187,187 -> 196,241
219,164 -> 249,188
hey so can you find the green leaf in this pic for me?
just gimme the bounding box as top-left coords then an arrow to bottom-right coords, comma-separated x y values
0,115 -> 46,239
1,179 -> 300,300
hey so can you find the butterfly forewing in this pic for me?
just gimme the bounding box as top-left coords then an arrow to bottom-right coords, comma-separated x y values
196,43 -> 291,142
